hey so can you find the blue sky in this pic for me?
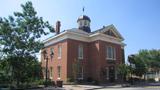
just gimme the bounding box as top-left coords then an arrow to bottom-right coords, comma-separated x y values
0,0 -> 160,62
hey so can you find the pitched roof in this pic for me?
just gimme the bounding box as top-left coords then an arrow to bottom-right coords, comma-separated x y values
91,24 -> 124,40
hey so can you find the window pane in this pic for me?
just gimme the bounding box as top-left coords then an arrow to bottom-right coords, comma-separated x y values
77,66 -> 83,79
57,66 -> 61,78
113,48 -> 116,59
50,48 -> 54,59
50,67 -> 53,78
107,47 -> 112,59
78,45 -> 83,59
58,45 -> 62,58
107,46 -> 116,60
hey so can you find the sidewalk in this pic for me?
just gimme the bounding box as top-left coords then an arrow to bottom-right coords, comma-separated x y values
41,84 -> 123,90
33,83 -> 160,90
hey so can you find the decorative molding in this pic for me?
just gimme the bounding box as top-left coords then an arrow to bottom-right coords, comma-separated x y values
44,28 -> 126,47
100,24 -> 124,40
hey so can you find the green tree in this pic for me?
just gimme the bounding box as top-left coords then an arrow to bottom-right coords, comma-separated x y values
128,49 -> 160,78
144,49 -> 160,71
128,54 -> 148,77
0,1 -> 54,87
117,64 -> 130,83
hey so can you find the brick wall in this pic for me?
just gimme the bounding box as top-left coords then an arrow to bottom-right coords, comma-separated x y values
41,39 -> 124,82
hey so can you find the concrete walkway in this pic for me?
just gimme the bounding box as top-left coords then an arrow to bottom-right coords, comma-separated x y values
39,84 -> 135,90
32,84 -> 160,90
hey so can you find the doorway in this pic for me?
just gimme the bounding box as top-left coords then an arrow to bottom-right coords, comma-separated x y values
109,66 -> 115,82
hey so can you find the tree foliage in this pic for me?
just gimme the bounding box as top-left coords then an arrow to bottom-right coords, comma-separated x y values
128,49 -> 160,77
0,1 -> 54,87
0,1 -> 54,56
117,64 -> 130,82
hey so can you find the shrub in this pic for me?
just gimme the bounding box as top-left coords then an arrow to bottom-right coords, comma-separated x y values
67,78 -> 74,82
148,78 -> 155,82
92,80 -> 99,85
87,77 -> 93,82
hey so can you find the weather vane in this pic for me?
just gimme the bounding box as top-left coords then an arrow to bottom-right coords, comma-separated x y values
82,6 -> 85,14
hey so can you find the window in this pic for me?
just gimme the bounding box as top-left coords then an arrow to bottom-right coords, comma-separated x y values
58,45 -> 62,59
77,66 -> 83,80
84,21 -> 87,26
50,48 -> 54,60
78,45 -> 83,59
50,67 -> 53,79
106,46 -> 116,60
79,21 -> 82,27
42,67 -> 46,79
106,67 -> 109,80
57,66 -> 61,78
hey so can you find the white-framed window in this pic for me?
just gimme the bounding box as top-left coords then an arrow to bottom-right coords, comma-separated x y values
78,45 -> 83,59
77,66 -> 83,80
57,66 -> 61,78
50,67 -> 53,79
58,45 -> 62,59
106,46 -> 116,60
84,20 -> 87,26
50,48 -> 54,60
106,67 -> 109,80
79,21 -> 82,27
42,67 -> 46,79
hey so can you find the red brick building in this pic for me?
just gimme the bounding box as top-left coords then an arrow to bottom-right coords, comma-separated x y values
41,15 -> 125,83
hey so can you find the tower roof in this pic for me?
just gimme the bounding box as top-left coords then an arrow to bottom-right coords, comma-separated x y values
77,15 -> 91,22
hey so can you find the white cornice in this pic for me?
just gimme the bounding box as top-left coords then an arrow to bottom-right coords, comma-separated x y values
44,29 -> 126,47
89,33 -> 123,45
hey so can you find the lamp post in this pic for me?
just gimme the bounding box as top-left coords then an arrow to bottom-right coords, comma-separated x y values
43,50 -> 54,87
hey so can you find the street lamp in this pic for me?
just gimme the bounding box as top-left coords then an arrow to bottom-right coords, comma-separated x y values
43,50 -> 54,87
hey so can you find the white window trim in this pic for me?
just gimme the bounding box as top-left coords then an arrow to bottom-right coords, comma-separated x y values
58,45 -> 62,59
50,67 -> 53,79
58,57 -> 61,59
57,66 -> 61,78
106,46 -> 116,60
106,67 -> 109,80
50,48 -> 54,60
78,57 -> 83,60
78,45 -> 83,60
42,67 -> 46,79
77,67 -> 84,80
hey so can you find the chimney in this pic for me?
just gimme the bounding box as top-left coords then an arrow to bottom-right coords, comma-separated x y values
55,21 -> 61,34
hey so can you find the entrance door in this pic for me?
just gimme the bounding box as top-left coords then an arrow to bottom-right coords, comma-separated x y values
109,66 -> 115,82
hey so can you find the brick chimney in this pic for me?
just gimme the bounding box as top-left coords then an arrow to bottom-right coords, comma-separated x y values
55,21 -> 61,34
